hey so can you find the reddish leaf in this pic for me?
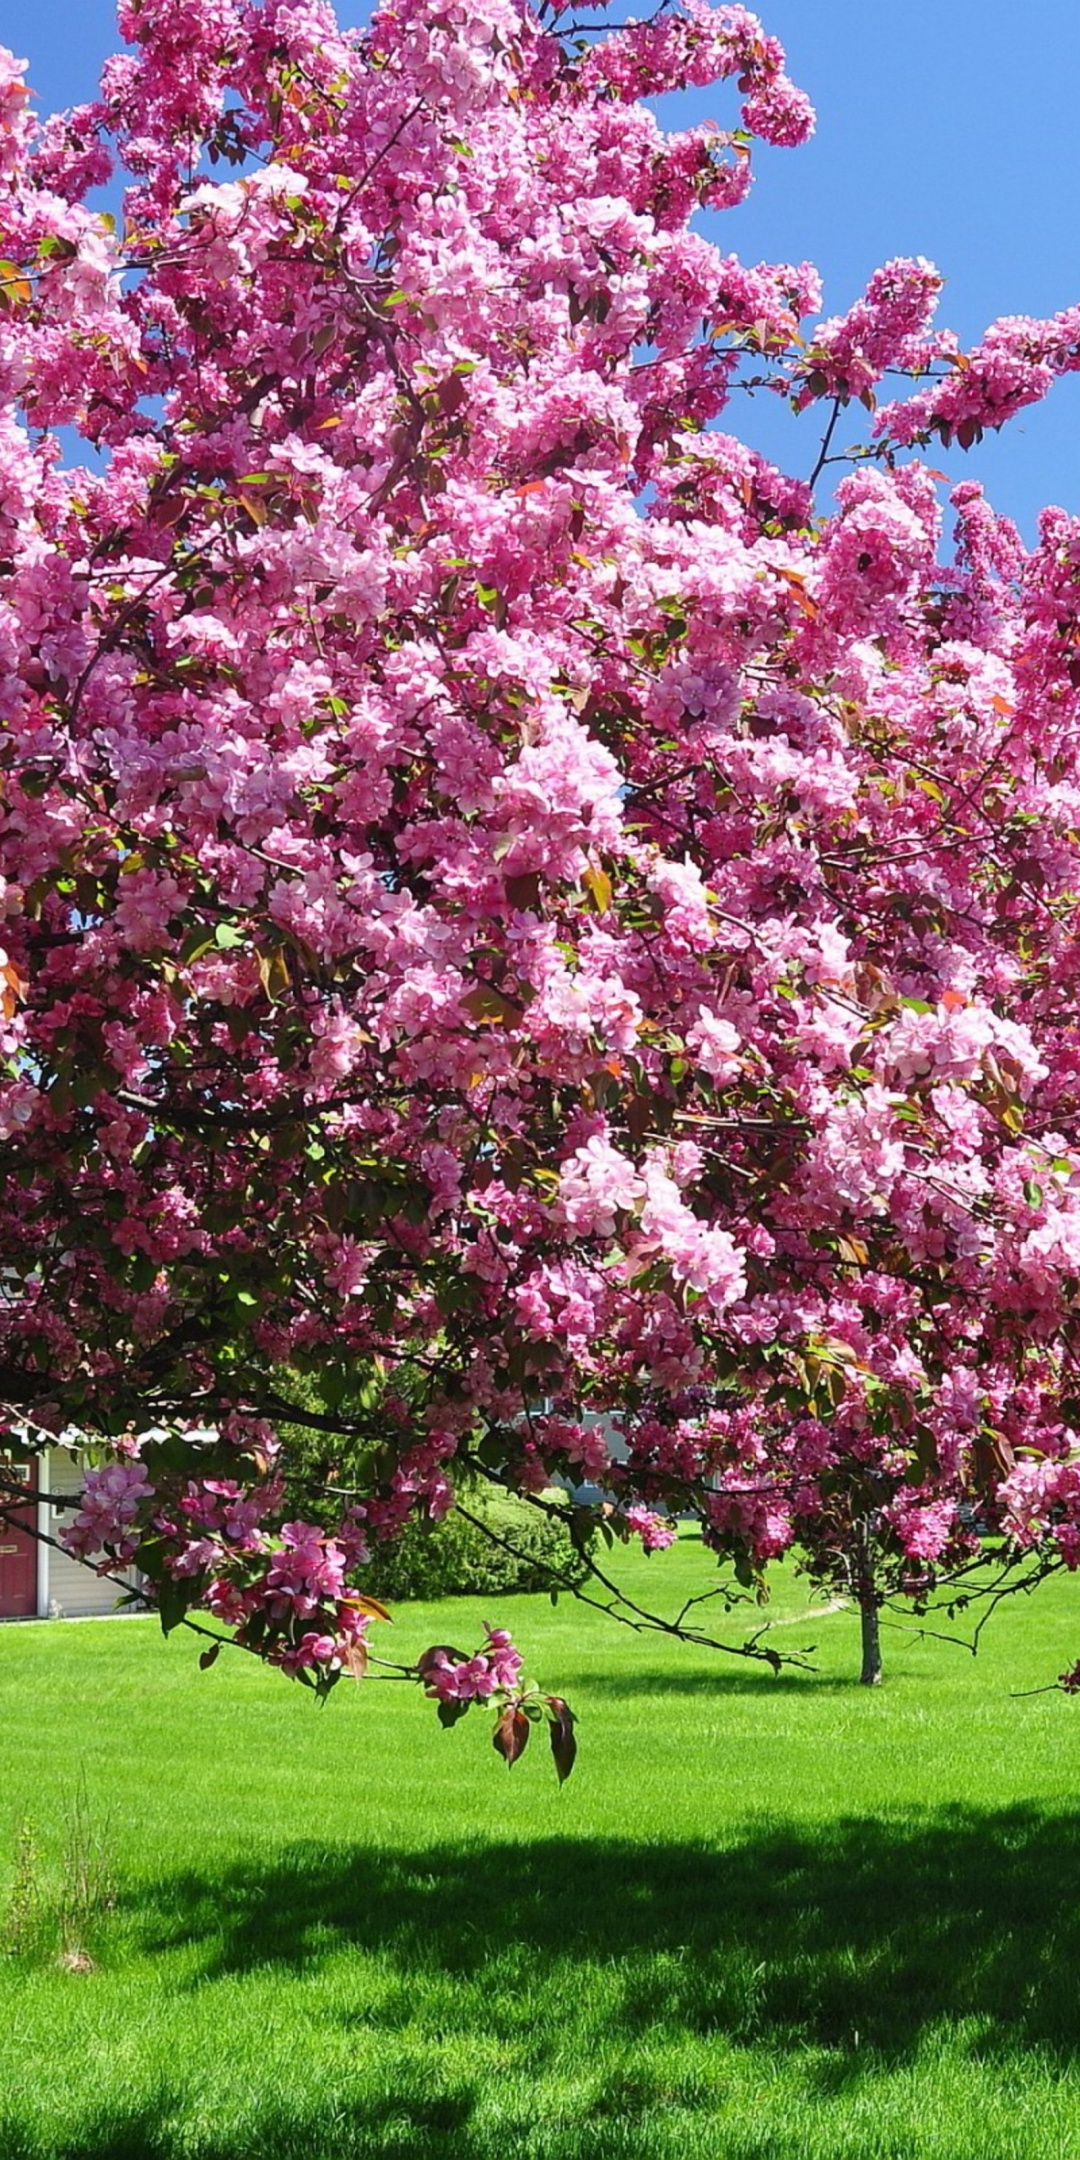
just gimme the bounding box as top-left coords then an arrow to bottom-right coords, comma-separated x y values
346,1591 -> 393,1624
547,1697 -> 577,1784
0,260 -> 31,307
772,566 -> 819,620
256,945 -> 291,1002
493,1704 -> 530,1767
505,871 -> 542,911
343,1637 -> 368,1682
988,1428 -> 1016,1475
198,1642 -> 221,1671
0,957 -> 26,1022
149,492 -> 189,529
436,372 -> 468,418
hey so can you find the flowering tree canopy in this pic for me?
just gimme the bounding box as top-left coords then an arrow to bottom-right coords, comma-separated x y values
3,0 -> 1080,1749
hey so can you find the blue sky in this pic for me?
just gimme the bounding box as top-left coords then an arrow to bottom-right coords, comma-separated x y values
6,0 -> 1080,540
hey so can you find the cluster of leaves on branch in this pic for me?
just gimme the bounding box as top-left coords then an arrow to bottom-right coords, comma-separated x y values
4,0 -> 1080,1754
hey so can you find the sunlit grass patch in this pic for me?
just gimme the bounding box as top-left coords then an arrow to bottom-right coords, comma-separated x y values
2,1539 -> 1080,2157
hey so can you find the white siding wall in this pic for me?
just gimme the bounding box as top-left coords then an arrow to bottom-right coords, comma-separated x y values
44,1450 -> 142,1619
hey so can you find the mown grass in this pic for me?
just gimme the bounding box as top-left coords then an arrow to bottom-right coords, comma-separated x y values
2,1539 -> 1080,2159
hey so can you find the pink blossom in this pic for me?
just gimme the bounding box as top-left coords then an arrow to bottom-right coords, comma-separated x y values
421,1628 -> 525,1701
887,1497 -> 957,1563
64,1461 -> 155,1565
687,1005 -> 742,1082
797,258 -> 943,406
624,1505 -> 677,1552
560,1132 -> 645,1237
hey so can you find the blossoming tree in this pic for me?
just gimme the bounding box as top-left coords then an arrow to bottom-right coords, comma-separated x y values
3,0 -> 1080,1750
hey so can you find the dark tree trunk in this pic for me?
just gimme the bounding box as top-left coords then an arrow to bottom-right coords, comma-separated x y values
858,1594 -> 883,1687
852,1514 -> 883,1685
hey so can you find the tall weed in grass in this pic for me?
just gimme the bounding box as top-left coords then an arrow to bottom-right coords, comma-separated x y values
3,1771 -> 115,1972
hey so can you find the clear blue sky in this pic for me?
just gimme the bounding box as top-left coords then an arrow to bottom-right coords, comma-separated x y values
6,0 -> 1080,540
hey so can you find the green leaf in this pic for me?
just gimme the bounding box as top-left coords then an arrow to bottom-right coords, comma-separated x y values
156,1578 -> 189,1637
437,1697 -> 470,1728
179,928 -> 217,964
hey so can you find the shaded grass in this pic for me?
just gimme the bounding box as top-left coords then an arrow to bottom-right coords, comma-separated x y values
2,1541 -> 1080,2157
133,1808 -> 1080,2057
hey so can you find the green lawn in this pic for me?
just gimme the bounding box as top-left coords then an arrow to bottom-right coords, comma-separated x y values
2,1540 -> 1080,2160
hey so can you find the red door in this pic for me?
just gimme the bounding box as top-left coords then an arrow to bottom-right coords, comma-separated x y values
0,1458 -> 38,1617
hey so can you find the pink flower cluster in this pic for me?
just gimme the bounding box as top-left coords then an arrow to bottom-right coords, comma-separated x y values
639,1162 -> 747,1311
265,1519 -> 349,1616
797,257 -> 944,406
877,306 -> 1080,449
623,1505 -> 678,1553
421,1628 -> 525,1702
885,1497 -> 957,1565
560,1131 -> 643,1237
584,2 -> 814,150
63,1461 -> 155,1567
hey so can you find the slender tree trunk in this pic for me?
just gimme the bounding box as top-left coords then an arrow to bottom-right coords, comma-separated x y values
852,1515 -> 883,1686
858,1594 -> 883,1687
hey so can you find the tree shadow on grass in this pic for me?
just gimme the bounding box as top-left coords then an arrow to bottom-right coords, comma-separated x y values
130,1806 -> 1080,2065
12,1810 -> 1080,2159
578,1667 -> 859,1696
0,2091 -> 477,2160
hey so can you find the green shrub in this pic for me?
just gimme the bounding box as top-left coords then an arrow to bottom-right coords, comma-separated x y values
367,1488 -> 587,1602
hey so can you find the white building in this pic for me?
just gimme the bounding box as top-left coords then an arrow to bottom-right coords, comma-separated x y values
0,1447 -> 142,1621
